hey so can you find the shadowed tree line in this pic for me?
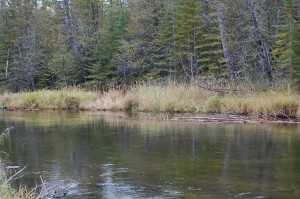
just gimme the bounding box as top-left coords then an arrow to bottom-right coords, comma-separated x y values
0,0 -> 299,91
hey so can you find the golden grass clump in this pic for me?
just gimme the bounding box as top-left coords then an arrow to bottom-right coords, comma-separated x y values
0,88 -> 99,110
128,83 -> 212,113
205,96 -> 222,114
85,89 -> 126,111
221,92 -> 300,118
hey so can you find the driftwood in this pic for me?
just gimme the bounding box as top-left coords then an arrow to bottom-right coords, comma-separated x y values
171,115 -> 300,124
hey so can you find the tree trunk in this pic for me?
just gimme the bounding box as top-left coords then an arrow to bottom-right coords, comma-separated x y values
247,0 -> 273,83
216,2 -> 238,80
6,49 -> 9,79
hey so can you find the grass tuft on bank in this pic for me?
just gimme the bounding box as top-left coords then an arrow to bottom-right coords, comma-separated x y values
221,92 -> 299,118
0,85 -> 299,118
0,88 -> 98,110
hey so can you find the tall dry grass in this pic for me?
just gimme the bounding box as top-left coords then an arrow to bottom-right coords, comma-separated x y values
126,83 -> 212,113
0,84 -> 299,118
0,88 -> 98,110
220,92 -> 300,118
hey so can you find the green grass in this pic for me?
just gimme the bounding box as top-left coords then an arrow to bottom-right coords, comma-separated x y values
0,85 -> 299,118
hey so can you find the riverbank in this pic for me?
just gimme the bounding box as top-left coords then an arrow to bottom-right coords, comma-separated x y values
0,84 -> 299,119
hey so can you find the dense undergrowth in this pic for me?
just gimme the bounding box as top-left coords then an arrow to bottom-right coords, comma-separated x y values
0,84 -> 299,118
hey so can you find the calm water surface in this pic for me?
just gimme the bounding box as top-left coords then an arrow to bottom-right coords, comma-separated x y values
0,111 -> 300,199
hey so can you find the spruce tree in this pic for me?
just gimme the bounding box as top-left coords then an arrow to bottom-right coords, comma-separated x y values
174,0 -> 203,81
113,0 -> 160,83
153,0 -> 176,78
292,25 -> 300,88
0,1 -> 14,90
85,0 -> 128,89
273,0 -> 297,77
198,1 -> 226,77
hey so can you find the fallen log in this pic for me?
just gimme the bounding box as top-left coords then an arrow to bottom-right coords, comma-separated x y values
171,115 -> 300,124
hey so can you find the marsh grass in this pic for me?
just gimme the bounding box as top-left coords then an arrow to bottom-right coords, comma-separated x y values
0,85 -> 299,118
129,83 -> 212,113
1,88 -> 99,110
221,92 -> 300,118
205,96 -> 222,114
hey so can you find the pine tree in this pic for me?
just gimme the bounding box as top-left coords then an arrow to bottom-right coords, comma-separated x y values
273,0 -> 297,77
0,1 -> 15,90
198,1 -> 226,77
152,0 -> 176,78
174,0 -> 203,81
86,0 -> 128,89
292,24 -> 300,88
113,0 -> 160,83
7,0 -> 40,91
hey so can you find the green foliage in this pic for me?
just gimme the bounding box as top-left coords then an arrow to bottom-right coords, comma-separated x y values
292,24 -> 300,88
87,1 -> 128,88
174,0 -> 203,79
0,0 -> 300,91
153,0 -> 177,77
198,13 -> 226,76
273,0 -> 298,75
0,2 -> 14,89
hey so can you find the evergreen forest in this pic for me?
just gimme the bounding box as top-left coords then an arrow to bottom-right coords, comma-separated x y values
0,0 -> 300,91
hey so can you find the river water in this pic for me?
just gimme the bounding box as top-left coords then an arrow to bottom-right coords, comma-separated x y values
0,111 -> 300,199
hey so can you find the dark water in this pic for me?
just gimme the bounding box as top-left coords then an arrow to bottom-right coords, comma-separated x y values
0,111 -> 300,199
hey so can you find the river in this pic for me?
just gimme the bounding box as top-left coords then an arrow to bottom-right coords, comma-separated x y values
0,111 -> 300,198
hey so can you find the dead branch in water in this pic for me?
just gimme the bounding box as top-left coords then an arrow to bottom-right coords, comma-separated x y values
172,115 -> 300,124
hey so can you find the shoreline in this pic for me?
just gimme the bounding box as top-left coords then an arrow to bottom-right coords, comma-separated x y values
0,86 -> 299,121
2,109 -> 300,125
